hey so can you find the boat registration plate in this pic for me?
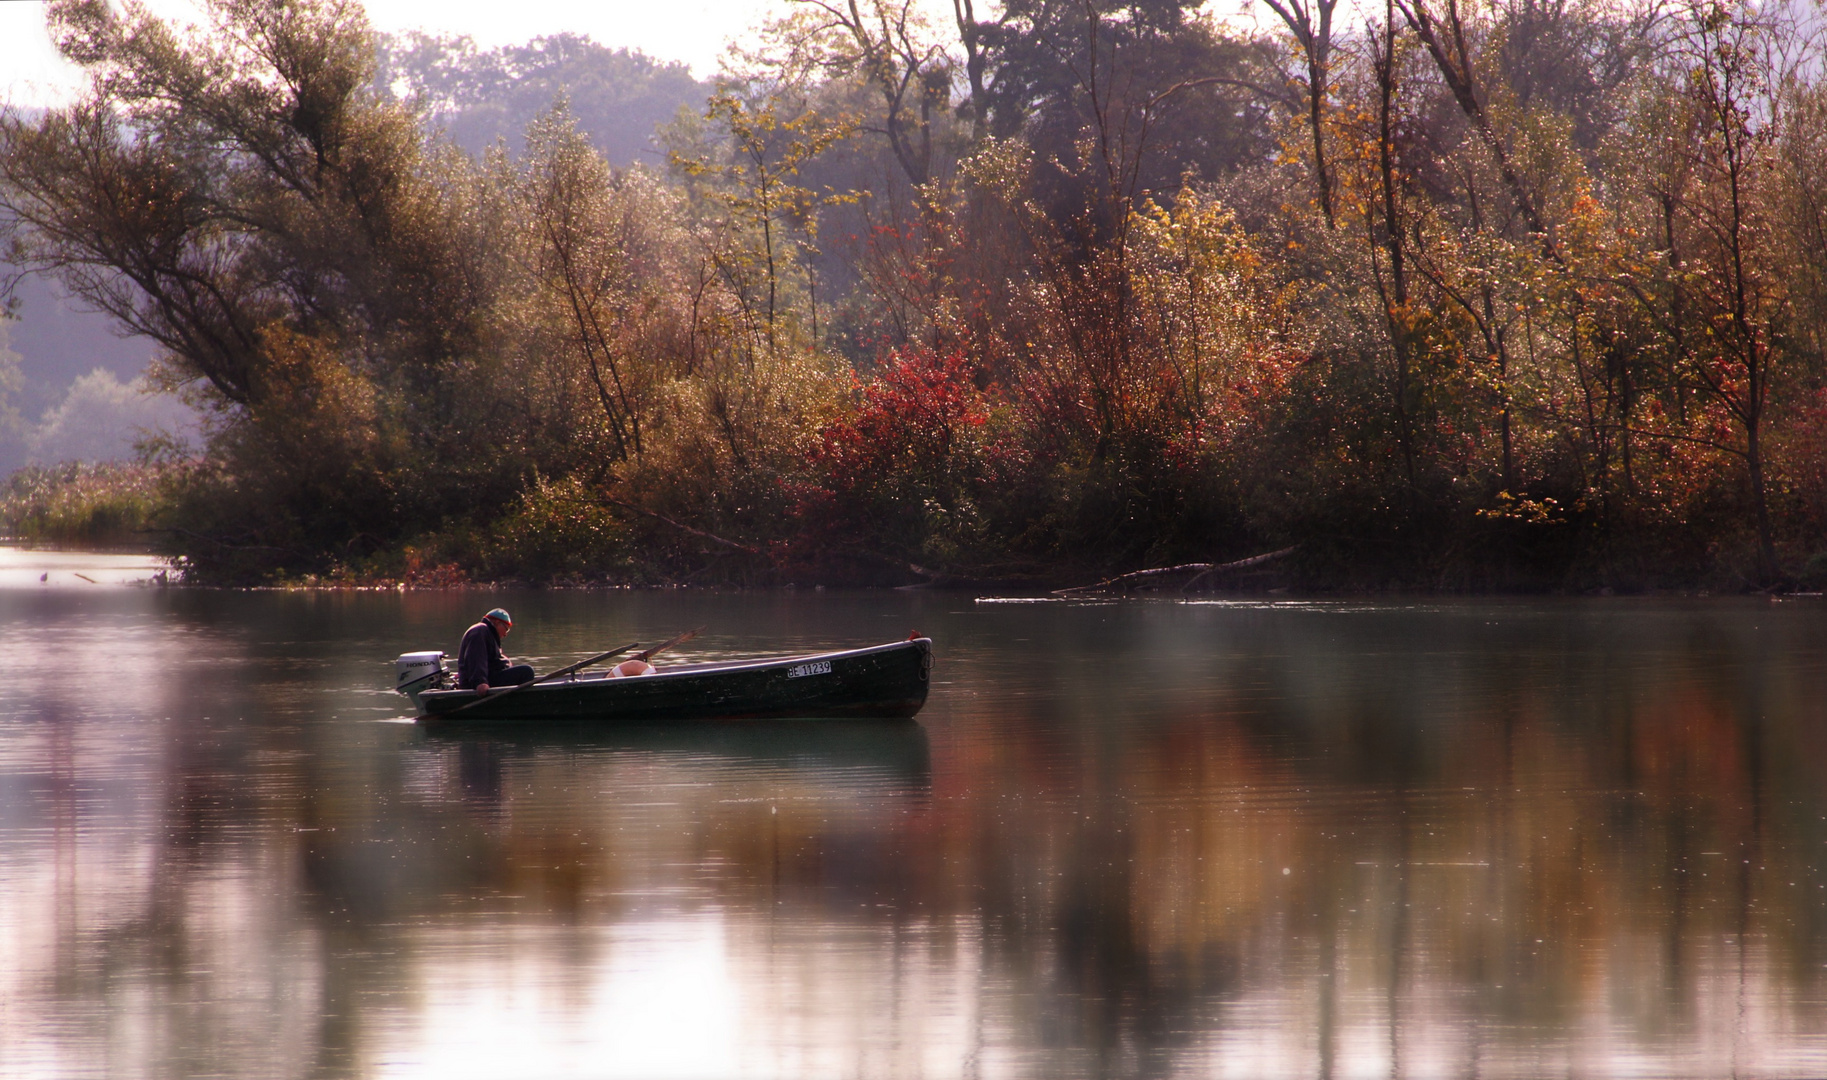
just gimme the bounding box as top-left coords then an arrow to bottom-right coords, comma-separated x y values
787,660 -> 832,678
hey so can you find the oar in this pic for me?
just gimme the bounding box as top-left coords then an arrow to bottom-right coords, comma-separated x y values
450,640 -> 639,714
625,625 -> 704,665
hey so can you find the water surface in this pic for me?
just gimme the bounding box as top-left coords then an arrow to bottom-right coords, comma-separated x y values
5,578 -> 1827,1078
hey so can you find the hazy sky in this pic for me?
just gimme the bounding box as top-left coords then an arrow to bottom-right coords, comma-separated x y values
0,0 -> 1268,109
0,0 -> 797,107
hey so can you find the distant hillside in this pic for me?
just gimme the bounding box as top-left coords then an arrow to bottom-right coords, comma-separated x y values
378,33 -> 707,167
0,272 -> 170,473
4,273 -> 153,415
0,108 -> 156,429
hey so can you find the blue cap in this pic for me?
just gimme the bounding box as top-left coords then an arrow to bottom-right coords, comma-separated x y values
485,608 -> 512,626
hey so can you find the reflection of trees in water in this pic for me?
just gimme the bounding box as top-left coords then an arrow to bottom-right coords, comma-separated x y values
10,600 -> 1827,1075
3,610 -> 333,1078
925,605 -> 1827,1074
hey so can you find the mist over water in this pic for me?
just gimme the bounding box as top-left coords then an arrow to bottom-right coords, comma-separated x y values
6,583 -> 1827,1078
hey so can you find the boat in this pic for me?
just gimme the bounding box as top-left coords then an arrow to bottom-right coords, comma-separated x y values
394,637 -> 932,723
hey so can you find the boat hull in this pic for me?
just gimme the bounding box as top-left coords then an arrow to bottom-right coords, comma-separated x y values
415,638 -> 931,724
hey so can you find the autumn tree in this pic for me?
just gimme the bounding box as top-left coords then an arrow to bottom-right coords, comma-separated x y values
767,0 -> 960,189
673,85 -> 856,353
1625,0 -> 1795,581
1260,0 -> 1341,225
522,108 -> 651,460
0,0 -> 525,575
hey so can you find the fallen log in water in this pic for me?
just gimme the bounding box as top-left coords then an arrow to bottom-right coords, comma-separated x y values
1051,546 -> 1298,596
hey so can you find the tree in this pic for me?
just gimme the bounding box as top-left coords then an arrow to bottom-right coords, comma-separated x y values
1260,0 -> 1341,225
523,108 -> 647,460
970,0 -> 1284,243
377,32 -> 705,166
672,85 -> 856,354
1628,0 -> 1791,581
767,0 -> 959,188
0,0 -> 518,574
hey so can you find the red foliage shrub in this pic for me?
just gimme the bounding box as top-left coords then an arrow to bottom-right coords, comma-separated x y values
817,347 -> 988,490
783,347 -> 992,572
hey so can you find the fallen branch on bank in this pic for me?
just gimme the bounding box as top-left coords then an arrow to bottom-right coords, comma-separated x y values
1051,546 -> 1298,596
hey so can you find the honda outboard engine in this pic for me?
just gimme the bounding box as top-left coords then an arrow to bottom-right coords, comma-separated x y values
395,651 -> 447,712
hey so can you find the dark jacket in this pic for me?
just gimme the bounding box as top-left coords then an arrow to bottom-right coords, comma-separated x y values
457,620 -> 508,689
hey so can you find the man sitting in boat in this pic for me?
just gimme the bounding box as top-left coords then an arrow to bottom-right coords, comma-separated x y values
458,608 -> 535,693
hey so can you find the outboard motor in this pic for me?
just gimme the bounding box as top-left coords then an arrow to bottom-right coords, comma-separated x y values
395,651 -> 446,712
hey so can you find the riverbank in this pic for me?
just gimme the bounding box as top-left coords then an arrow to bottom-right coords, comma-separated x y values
8,542 -> 1815,600
0,544 -> 173,588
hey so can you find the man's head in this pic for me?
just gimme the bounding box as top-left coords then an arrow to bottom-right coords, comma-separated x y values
485,608 -> 513,634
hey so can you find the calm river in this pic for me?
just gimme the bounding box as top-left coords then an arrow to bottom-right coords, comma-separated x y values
7,573 -> 1827,1078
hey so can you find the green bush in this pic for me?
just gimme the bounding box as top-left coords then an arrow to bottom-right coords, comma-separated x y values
482,476 -> 639,582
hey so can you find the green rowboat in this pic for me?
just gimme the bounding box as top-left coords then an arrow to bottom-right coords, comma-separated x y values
396,638 -> 932,723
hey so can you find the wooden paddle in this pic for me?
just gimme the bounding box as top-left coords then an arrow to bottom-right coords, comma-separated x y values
450,640 -> 639,714
624,626 -> 704,666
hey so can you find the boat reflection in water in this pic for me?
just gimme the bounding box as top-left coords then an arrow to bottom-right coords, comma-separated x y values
412,717 -> 933,805
312,720 -> 941,1080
